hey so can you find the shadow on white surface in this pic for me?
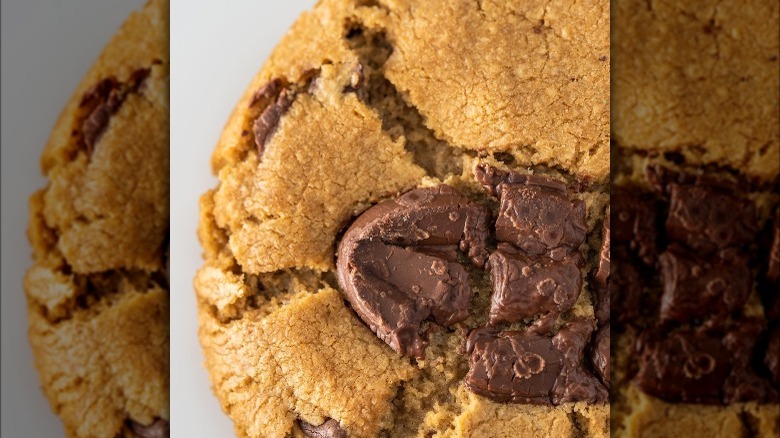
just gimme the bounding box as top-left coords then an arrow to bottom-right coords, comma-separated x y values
170,1 -> 316,436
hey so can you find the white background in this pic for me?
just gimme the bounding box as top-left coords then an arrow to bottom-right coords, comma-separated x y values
1,1 -> 144,436
170,1 -> 315,437
1,1 -> 313,436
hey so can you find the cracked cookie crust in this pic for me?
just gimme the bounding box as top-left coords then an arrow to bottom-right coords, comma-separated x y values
25,1 -> 169,437
196,0 -> 609,436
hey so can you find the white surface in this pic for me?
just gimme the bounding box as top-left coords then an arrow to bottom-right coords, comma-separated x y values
170,1 -> 315,436
0,1 -> 145,436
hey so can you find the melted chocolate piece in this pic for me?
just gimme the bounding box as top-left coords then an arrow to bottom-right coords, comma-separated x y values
611,187 -> 658,265
79,68 -> 151,155
253,88 -> 294,153
465,326 -> 563,404
611,248 -> 643,325
658,244 -> 751,323
475,164 -> 586,260
250,78 -> 283,106
594,217 -> 610,325
550,319 -> 609,404
466,321 -> 606,405
722,321 -> 778,403
590,324 -> 610,389
337,185 -> 490,358
487,244 -> 583,325
665,183 -> 757,254
129,418 -> 169,438
635,329 -> 731,404
299,418 -> 347,438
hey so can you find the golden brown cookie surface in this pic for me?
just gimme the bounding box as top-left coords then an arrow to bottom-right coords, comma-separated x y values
25,1 -> 170,436
197,0 -> 609,436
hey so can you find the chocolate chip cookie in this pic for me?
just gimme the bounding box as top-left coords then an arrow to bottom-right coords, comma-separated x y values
196,0 -> 609,436
611,0 -> 780,436
24,0 -> 169,436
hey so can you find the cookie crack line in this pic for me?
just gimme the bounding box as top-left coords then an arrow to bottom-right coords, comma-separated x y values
344,21 -> 466,179
336,164 -> 609,406
29,266 -> 169,326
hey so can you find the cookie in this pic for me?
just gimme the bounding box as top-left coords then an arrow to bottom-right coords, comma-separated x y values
611,1 -> 780,436
195,0 -> 609,436
24,0 -> 169,436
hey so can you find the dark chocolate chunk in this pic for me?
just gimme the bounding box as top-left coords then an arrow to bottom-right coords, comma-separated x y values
79,68 -> 150,155
765,327 -> 780,386
465,326 -> 563,404
611,248 -> 644,325
253,88 -> 294,153
487,244 -> 583,325
474,163 -> 566,197
337,185 -> 490,358
722,321 -> 778,403
594,217 -> 610,325
611,187 -> 658,265
635,328 -> 731,404
129,418 -> 169,438
475,164 -> 586,259
665,183 -> 757,253
466,321 -> 607,405
658,244 -> 751,323
590,324 -> 610,389
550,319 -> 608,404
299,418 -> 347,438
768,211 -> 780,284
250,78 -> 283,107
355,239 -> 472,326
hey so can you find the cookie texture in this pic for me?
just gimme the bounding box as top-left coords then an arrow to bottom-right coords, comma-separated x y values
612,0 -> 780,181
25,0 -> 170,436
197,0 -> 609,436
611,1 -> 780,436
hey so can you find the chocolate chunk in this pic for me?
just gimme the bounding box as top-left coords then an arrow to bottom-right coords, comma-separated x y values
129,418 -> 169,438
550,319 -> 608,404
722,321 -> 778,403
766,327 -> 780,385
356,239 -> 472,326
590,324 -> 609,389
465,326 -> 563,404
337,185 -> 490,357
611,248 -> 644,325
466,321 -> 607,405
253,88 -> 294,153
79,68 -> 150,155
594,217 -> 610,325
299,418 -> 347,438
665,183 -> 757,253
474,164 -> 586,259
658,244 -> 751,323
487,244 -> 583,325
250,78 -> 283,106
768,211 -> 780,284
635,329 -> 731,404
611,187 -> 658,265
